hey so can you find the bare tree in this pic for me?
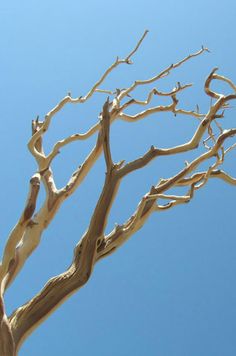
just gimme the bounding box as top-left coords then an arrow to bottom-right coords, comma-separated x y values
1,31 -> 236,355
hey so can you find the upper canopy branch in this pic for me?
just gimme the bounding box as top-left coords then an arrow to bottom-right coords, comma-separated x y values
118,94 -> 178,122
97,128 -> 236,259
28,110 -> 103,173
117,79 -> 236,179
154,128 -> 236,195
176,169 -> 236,186
27,31 -> 149,172
205,68 -> 236,99
117,46 -> 209,101
82,30 -> 149,102
117,84 -> 206,121
119,82 -> 192,108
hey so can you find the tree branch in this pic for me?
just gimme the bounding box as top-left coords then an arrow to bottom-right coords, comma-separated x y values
97,130 -> 236,259
117,83 -> 236,178
117,46 -> 209,101
100,98 -> 114,173
175,169 -> 236,186
154,128 -> 236,195
0,174 -> 40,291
118,94 -> 178,121
10,152 -> 121,353
205,68 -> 236,99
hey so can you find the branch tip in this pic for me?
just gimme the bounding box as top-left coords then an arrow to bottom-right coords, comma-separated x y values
202,45 -> 211,53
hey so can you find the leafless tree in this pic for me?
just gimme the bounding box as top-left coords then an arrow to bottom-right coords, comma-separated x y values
1,31 -> 236,355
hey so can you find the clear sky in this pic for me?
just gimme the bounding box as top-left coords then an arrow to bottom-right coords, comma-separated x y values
1,0 -> 236,355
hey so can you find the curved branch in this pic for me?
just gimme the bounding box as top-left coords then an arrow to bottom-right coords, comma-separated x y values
0,174 -> 40,290
118,46 -> 209,101
154,128 -> 236,194
176,170 -> 236,186
119,95 -> 178,121
205,68 -> 236,99
123,82 -> 192,107
10,153 -> 121,353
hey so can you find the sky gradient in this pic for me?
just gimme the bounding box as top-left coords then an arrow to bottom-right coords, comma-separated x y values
1,1 -> 236,355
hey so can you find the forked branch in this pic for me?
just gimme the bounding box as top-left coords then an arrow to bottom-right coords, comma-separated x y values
2,34 -> 236,356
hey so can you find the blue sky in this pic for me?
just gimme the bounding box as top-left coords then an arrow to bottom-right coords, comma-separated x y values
1,0 -> 236,355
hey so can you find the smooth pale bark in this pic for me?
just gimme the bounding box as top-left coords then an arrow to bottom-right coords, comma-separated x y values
0,33 -> 235,354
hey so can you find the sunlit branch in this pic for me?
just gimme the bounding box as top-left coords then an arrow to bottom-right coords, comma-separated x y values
155,184 -> 195,210
94,89 -> 114,95
100,98 -> 113,173
118,95 -> 178,121
58,134 -> 103,198
206,70 -> 236,96
154,129 -> 236,195
27,31 -> 149,172
176,169 -> 236,186
97,129 -> 236,260
118,46 -> 209,101
73,29 -> 148,103
205,68 -> 236,101
0,174 -> 40,290
174,108 -> 205,119
126,82 -> 192,107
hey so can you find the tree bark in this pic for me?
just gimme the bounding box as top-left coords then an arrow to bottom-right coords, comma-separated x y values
0,297 -> 15,356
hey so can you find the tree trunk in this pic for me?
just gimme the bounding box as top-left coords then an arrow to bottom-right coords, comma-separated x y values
0,297 -> 16,356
